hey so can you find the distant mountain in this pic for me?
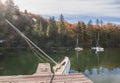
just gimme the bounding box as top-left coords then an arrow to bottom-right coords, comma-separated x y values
43,14 -> 120,25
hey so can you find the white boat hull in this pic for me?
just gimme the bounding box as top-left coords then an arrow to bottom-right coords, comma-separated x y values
75,47 -> 83,51
92,47 -> 104,54
96,47 -> 104,52
53,57 -> 70,74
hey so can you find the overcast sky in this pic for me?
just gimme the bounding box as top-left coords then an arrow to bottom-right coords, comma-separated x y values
1,0 -> 120,24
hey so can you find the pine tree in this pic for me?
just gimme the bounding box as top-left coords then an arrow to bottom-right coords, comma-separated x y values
24,9 -> 28,14
96,19 -> 99,25
58,14 -> 66,34
46,23 -> 50,37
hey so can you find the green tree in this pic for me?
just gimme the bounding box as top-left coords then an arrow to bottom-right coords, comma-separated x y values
58,14 -> 66,34
46,17 -> 57,37
77,21 -> 83,41
87,19 -> 94,46
82,22 -> 87,41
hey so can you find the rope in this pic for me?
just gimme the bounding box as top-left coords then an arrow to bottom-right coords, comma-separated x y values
49,73 -> 55,83
24,36 -> 52,62
23,32 -> 55,63
24,38 -> 44,62
5,19 -> 57,65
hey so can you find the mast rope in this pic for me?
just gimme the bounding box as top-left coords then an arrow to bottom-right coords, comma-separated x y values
25,38 -> 53,63
24,37 -> 45,62
5,19 -> 57,65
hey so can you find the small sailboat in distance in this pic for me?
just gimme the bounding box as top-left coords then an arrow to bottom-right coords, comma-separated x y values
91,32 -> 104,54
91,20 -> 104,53
75,34 -> 83,51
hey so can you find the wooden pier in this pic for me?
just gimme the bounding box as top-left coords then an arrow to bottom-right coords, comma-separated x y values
0,63 -> 93,83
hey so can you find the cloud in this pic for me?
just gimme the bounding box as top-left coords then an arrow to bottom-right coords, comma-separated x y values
2,0 -> 120,24
12,0 -> 120,18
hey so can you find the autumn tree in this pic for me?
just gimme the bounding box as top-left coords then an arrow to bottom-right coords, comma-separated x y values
5,0 -> 14,8
0,0 -> 4,9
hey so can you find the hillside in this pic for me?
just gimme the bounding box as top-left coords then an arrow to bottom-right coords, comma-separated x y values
0,0 -> 120,48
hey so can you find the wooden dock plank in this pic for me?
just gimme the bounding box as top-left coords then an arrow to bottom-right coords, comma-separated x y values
0,74 -> 93,83
0,63 -> 93,83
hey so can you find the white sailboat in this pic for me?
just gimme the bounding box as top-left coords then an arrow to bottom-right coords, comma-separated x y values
5,19 -> 70,75
75,34 -> 83,51
91,28 -> 104,53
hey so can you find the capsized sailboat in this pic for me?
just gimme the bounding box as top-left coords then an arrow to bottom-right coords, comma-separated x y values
53,57 -> 70,74
5,19 -> 70,74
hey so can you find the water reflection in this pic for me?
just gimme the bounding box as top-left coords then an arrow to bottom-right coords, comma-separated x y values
0,48 -> 120,83
84,67 -> 120,76
72,48 -> 120,72
72,48 -> 120,83
85,68 -> 120,83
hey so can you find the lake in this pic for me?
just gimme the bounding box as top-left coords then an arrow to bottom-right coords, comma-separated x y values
0,48 -> 120,83
72,48 -> 120,83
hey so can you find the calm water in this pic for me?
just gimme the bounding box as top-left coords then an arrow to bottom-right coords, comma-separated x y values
0,48 -> 120,83
72,48 -> 120,83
